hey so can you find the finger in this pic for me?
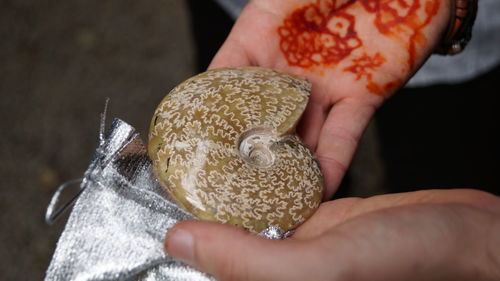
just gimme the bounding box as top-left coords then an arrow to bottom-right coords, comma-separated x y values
208,37 -> 253,69
296,97 -> 328,151
315,98 -> 376,199
165,220 -> 332,281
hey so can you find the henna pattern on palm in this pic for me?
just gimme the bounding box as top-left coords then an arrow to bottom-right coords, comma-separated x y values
278,0 -> 440,95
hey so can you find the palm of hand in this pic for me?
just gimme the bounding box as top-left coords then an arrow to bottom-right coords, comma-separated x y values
283,189 -> 500,281
292,189 -> 500,240
210,0 -> 451,198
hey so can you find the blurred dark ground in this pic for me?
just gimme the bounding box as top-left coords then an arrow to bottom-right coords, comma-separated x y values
0,0 -> 195,279
0,0 -> 498,280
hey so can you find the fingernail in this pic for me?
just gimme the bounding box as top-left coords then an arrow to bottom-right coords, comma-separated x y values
165,229 -> 195,265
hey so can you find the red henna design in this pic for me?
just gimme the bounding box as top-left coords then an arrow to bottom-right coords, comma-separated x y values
344,52 -> 399,96
278,0 -> 440,70
366,81 -> 384,95
383,80 -> 399,92
359,0 -> 440,69
365,80 -> 400,96
407,1 -> 440,69
278,1 -> 361,68
343,52 -> 387,80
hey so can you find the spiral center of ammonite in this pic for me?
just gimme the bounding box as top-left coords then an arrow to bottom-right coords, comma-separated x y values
238,128 -> 277,168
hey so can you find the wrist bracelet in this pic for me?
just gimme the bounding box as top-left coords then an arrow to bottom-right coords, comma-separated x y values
435,0 -> 478,55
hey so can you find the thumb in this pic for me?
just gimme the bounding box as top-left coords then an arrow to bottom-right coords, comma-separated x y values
164,220 -> 332,281
208,38 -> 252,70
316,98 -> 377,200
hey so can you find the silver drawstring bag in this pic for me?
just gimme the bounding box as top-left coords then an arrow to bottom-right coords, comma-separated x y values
45,113 -> 289,281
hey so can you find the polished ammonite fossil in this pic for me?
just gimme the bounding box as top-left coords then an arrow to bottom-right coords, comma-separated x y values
148,67 -> 324,233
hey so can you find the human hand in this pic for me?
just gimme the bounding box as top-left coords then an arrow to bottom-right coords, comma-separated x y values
209,0 -> 453,198
165,189 -> 500,281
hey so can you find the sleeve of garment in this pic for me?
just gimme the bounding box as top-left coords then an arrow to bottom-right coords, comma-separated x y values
408,0 -> 500,87
213,0 -> 248,19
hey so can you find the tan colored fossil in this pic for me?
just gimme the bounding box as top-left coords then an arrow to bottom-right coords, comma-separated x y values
148,67 -> 324,233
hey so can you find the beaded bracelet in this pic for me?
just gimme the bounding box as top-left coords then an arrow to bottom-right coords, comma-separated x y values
435,0 -> 478,55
